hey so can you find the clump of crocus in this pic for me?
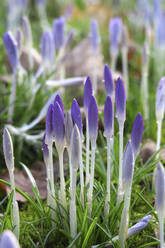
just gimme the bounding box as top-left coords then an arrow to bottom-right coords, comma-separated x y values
84,77 -> 93,185
154,163 -> 165,248
3,31 -> 19,123
104,96 -> 113,216
115,77 -> 126,203
0,230 -> 20,248
71,99 -> 84,206
87,95 -> 98,216
70,125 -> 81,238
3,128 -> 20,240
109,17 -> 122,72
119,141 -> 134,248
90,19 -> 100,93
155,77 -> 165,154
53,98 -> 67,209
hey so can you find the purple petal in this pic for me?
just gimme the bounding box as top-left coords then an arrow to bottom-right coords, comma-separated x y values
41,30 -> 55,63
88,95 -> 98,145
122,141 -> 134,184
42,133 -> 49,159
155,11 -> 165,47
104,96 -> 113,138
104,64 -> 113,97
0,230 -> 20,248
115,77 -> 126,124
90,19 -> 100,53
53,102 -> 65,151
155,77 -> 165,121
71,99 -> 83,140
131,113 -> 143,158
154,163 -> 165,212
127,215 -> 151,238
45,104 -> 54,145
84,76 -> 93,116
109,17 -> 122,56
54,94 -> 64,114
3,31 -> 18,72
53,16 -> 65,49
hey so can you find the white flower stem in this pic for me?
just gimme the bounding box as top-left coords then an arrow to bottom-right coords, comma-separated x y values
68,150 -> 72,196
59,150 -> 67,209
8,70 -> 17,123
104,137 -> 111,216
88,142 -> 96,216
111,53 -> 117,73
70,168 -> 77,238
48,144 -> 56,225
156,120 -> 162,157
92,54 -> 98,94
122,46 -> 129,98
159,216 -> 164,248
117,122 -> 124,203
80,142 -> 84,207
119,184 -> 131,248
85,118 -> 90,186
141,68 -> 149,121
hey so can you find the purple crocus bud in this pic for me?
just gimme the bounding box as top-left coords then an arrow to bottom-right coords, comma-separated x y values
155,11 -> 165,48
45,104 -> 54,146
104,64 -> 113,97
88,95 -> 98,147
109,17 -> 122,56
3,31 -> 18,72
71,99 -> 83,141
104,96 -> 113,138
42,133 -> 49,161
41,31 -> 55,64
0,230 -> 20,248
127,215 -> 151,238
65,112 -> 73,149
115,77 -> 126,124
84,76 -> 93,116
3,128 -> 14,171
90,19 -> 100,53
131,113 -> 143,158
53,16 -> 65,50
155,77 -> 165,121
122,141 -> 134,187
53,102 -> 65,152
154,163 -> 165,214
22,16 -> 32,47
71,125 -> 81,170
54,94 -> 64,114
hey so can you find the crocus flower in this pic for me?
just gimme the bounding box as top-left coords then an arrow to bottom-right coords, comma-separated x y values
22,16 -> 32,47
45,104 -> 54,146
88,95 -> 98,147
109,18 -> 122,56
42,133 -> 49,161
71,125 -> 81,170
84,76 -> 93,116
41,30 -> 55,64
3,128 -> 14,171
53,102 -> 65,152
131,113 -> 143,159
71,99 -> 83,141
54,94 -> 64,114
0,230 -> 20,248
104,64 -> 113,97
155,11 -> 165,48
104,96 -> 113,138
155,77 -> 165,121
65,112 -> 73,150
53,16 -> 65,50
3,31 -> 18,72
90,19 -> 100,53
127,215 -> 151,238
122,141 -> 134,188
115,77 -> 126,124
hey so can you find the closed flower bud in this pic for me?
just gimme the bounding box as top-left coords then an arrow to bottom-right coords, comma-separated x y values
131,113 -> 143,158
109,17 -> 122,56
54,94 -> 64,114
70,125 -> 81,170
41,31 -> 55,64
3,128 -> 14,171
0,230 -> 20,248
22,16 -> 32,47
84,76 -> 93,116
104,96 -> 113,138
53,16 -> 65,49
104,64 -> 113,97
90,19 -> 100,53
71,98 -> 83,141
88,95 -> 98,146
155,77 -> 165,121
115,77 -> 126,124
127,215 -> 151,238
122,141 -> 134,187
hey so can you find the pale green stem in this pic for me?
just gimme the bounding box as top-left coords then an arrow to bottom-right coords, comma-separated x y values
122,46 -> 129,98
70,168 -> 77,238
111,53 -> 117,73
104,137 -> 111,216
117,122 -> 124,204
59,150 -> 67,209
8,70 -> 17,123
88,143 -> 96,216
80,142 -> 84,207
141,67 -> 149,121
85,118 -> 90,186
156,120 -> 162,157
92,54 -> 98,94
119,184 -> 131,248
159,216 -> 164,248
